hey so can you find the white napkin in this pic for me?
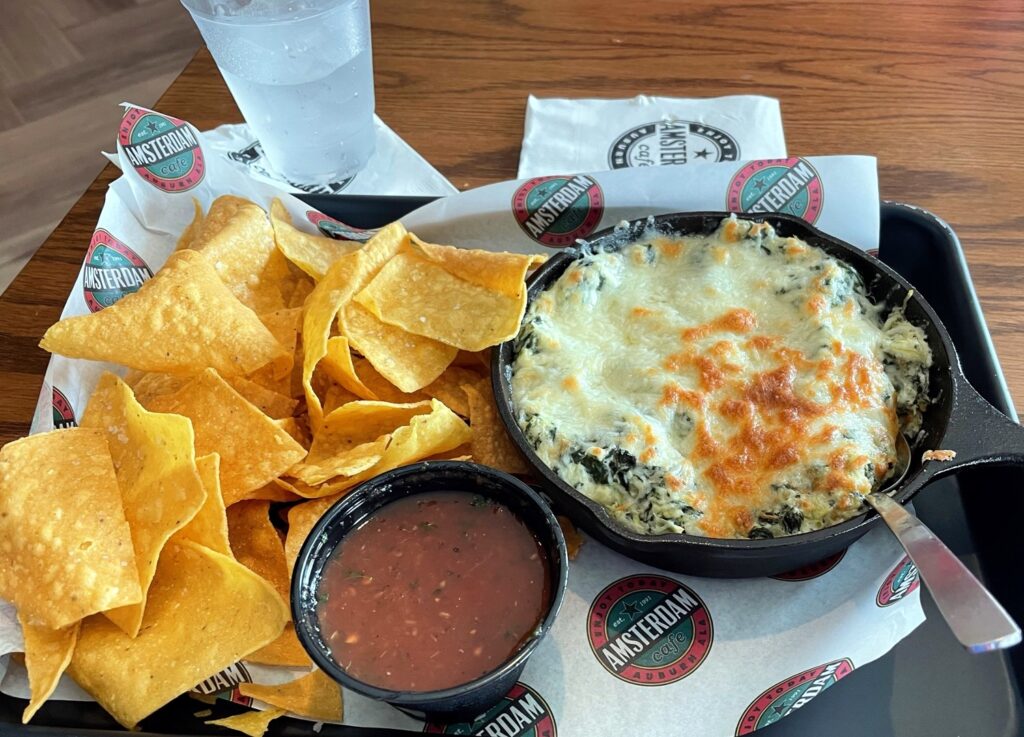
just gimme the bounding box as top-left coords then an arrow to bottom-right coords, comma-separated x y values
518,94 -> 787,178
105,114 -> 456,198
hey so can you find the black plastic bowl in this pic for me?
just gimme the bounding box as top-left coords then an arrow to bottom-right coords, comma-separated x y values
291,461 -> 568,720
491,211 -> 1024,578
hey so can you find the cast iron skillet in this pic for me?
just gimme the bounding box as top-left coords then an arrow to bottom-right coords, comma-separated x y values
491,211 -> 1024,578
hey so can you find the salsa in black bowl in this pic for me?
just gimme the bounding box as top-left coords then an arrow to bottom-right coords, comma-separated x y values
291,461 -> 568,720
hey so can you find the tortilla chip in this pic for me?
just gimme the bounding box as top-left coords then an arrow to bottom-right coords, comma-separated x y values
187,195 -> 290,313
288,277 -> 315,308
345,358 -> 480,417
19,616 -> 80,723
320,335 -> 377,400
126,372 -> 189,404
171,454 -> 232,557
145,369 -> 307,506
270,199 -> 357,280
557,516 -> 584,560
0,428 -> 141,629
409,235 -> 544,296
273,416 -> 310,449
227,501 -> 290,603
207,707 -> 288,737
68,540 -> 287,728
285,496 -> 341,572
463,381 -> 530,474
287,399 -> 472,498
227,376 -> 298,419
240,480 -> 302,504
245,624 -> 311,668
454,349 -> 492,370
248,307 -> 303,393
425,444 -> 473,462
176,199 -> 204,251
342,302 -> 457,393
239,669 -> 341,722
302,222 -> 413,428
290,401 -> 432,486
81,373 -> 207,637
321,382 -> 362,415
355,253 -> 527,352
40,250 -> 286,376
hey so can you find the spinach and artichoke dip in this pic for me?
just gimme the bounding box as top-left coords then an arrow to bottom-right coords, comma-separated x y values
510,217 -> 933,540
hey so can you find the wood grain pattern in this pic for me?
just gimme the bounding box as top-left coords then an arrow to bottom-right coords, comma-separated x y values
1,0 -> 1022,444
0,0 -> 200,297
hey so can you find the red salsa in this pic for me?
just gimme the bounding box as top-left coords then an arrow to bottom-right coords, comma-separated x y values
316,491 -> 551,692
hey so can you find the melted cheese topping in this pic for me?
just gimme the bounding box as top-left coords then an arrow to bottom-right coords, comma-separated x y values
510,217 -> 932,539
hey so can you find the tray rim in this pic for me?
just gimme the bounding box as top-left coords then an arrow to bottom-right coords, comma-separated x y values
1,197 -> 1018,737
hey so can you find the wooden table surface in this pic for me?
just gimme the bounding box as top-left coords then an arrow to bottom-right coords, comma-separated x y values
2,0 -> 1023,444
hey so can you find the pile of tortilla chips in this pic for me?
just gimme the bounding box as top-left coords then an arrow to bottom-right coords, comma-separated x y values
0,195 -> 546,733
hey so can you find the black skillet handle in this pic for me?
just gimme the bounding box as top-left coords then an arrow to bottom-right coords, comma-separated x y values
925,374 -> 1024,481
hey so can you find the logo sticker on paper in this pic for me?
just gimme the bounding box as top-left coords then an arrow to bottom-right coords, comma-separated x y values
191,662 -> 252,698
82,229 -> 153,312
736,658 -> 854,734
423,682 -> 556,736
512,175 -> 604,247
587,574 -> 713,686
608,121 -> 740,168
876,555 -> 920,606
727,157 -> 823,223
771,550 -> 846,581
119,107 -> 205,191
305,210 -> 376,242
52,387 -> 77,429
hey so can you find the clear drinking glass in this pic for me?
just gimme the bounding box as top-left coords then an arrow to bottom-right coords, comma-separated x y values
180,0 -> 376,183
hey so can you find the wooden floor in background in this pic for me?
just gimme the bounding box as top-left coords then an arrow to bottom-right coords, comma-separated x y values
0,0 -> 200,293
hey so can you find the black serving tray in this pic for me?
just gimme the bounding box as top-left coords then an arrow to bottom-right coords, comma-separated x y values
3,199 -> 1020,737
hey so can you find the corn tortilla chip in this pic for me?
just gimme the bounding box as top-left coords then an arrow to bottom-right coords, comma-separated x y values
68,540 -> 288,729
241,481 -> 302,504
290,401 -> 432,486
348,357 -> 480,417
227,376 -> 298,419
19,616 -> 80,723
454,349 -> 492,370
187,195 -> 290,313
40,250 -> 285,376
145,369 -> 307,506
557,516 -> 584,560
81,373 -> 207,637
342,302 -> 457,393
409,235 -> 544,296
176,199 -> 204,251
286,399 -> 472,498
0,428 -> 141,629
239,669 -> 341,722
227,501 -> 290,604
126,372 -> 189,404
171,454 -> 231,557
285,496 -> 341,572
354,253 -> 526,351
320,335 -> 377,400
207,707 -> 288,737
273,417 -> 310,449
249,307 -> 303,392
270,199 -> 357,280
463,381 -> 530,474
273,476 -> 329,499
322,382 -> 361,415
302,222 -> 411,428
245,624 -> 311,668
